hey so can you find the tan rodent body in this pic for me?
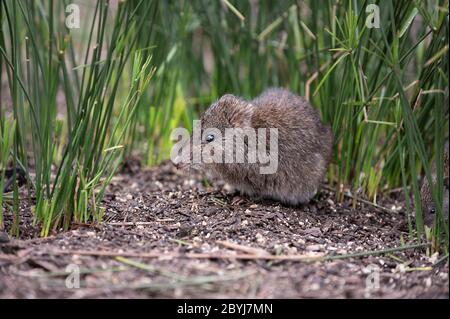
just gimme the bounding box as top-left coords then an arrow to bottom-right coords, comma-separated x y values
190,88 -> 333,205
420,141 -> 449,226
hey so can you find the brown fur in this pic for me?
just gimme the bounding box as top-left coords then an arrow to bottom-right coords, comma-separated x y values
186,88 -> 333,205
420,141 -> 449,226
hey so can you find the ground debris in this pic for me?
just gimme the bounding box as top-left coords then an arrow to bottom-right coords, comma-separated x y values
0,161 -> 448,298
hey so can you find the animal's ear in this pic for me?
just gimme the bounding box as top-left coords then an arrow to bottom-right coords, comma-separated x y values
219,94 -> 254,127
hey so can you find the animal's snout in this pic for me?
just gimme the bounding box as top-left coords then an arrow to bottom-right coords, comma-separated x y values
174,161 -> 189,170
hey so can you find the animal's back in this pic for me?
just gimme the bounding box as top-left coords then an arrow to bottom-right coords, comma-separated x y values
251,88 -> 333,162
248,88 -> 333,204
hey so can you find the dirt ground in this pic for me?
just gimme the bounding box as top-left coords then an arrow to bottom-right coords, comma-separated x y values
0,161 -> 448,298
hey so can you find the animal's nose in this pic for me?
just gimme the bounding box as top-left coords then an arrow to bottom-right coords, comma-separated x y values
173,161 -> 188,169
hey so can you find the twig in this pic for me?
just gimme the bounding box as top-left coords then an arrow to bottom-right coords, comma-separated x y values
169,238 -> 191,246
209,196 -> 228,207
404,266 -> 433,272
45,248 -> 324,261
44,243 -> 428,262
386,253 -> 408,264
0,253 -> 19,262
216,240 -> 270,256
322,184 -> 399,214
319,243 -> 429,261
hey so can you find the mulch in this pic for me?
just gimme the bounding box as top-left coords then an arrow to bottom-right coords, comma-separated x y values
0,161 -> 448,298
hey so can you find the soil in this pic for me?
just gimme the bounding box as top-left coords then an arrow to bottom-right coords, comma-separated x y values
0,161 -> 448,299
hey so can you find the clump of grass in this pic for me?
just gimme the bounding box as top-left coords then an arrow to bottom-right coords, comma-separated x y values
1,0 -> 156,236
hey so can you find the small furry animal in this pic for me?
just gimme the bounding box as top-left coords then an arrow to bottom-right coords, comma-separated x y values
420,141 -> 449,226
179,88 -> 333,205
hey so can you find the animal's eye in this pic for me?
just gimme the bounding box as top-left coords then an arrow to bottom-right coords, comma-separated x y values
429,208 -> 436,214
206,134 -> 215,143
